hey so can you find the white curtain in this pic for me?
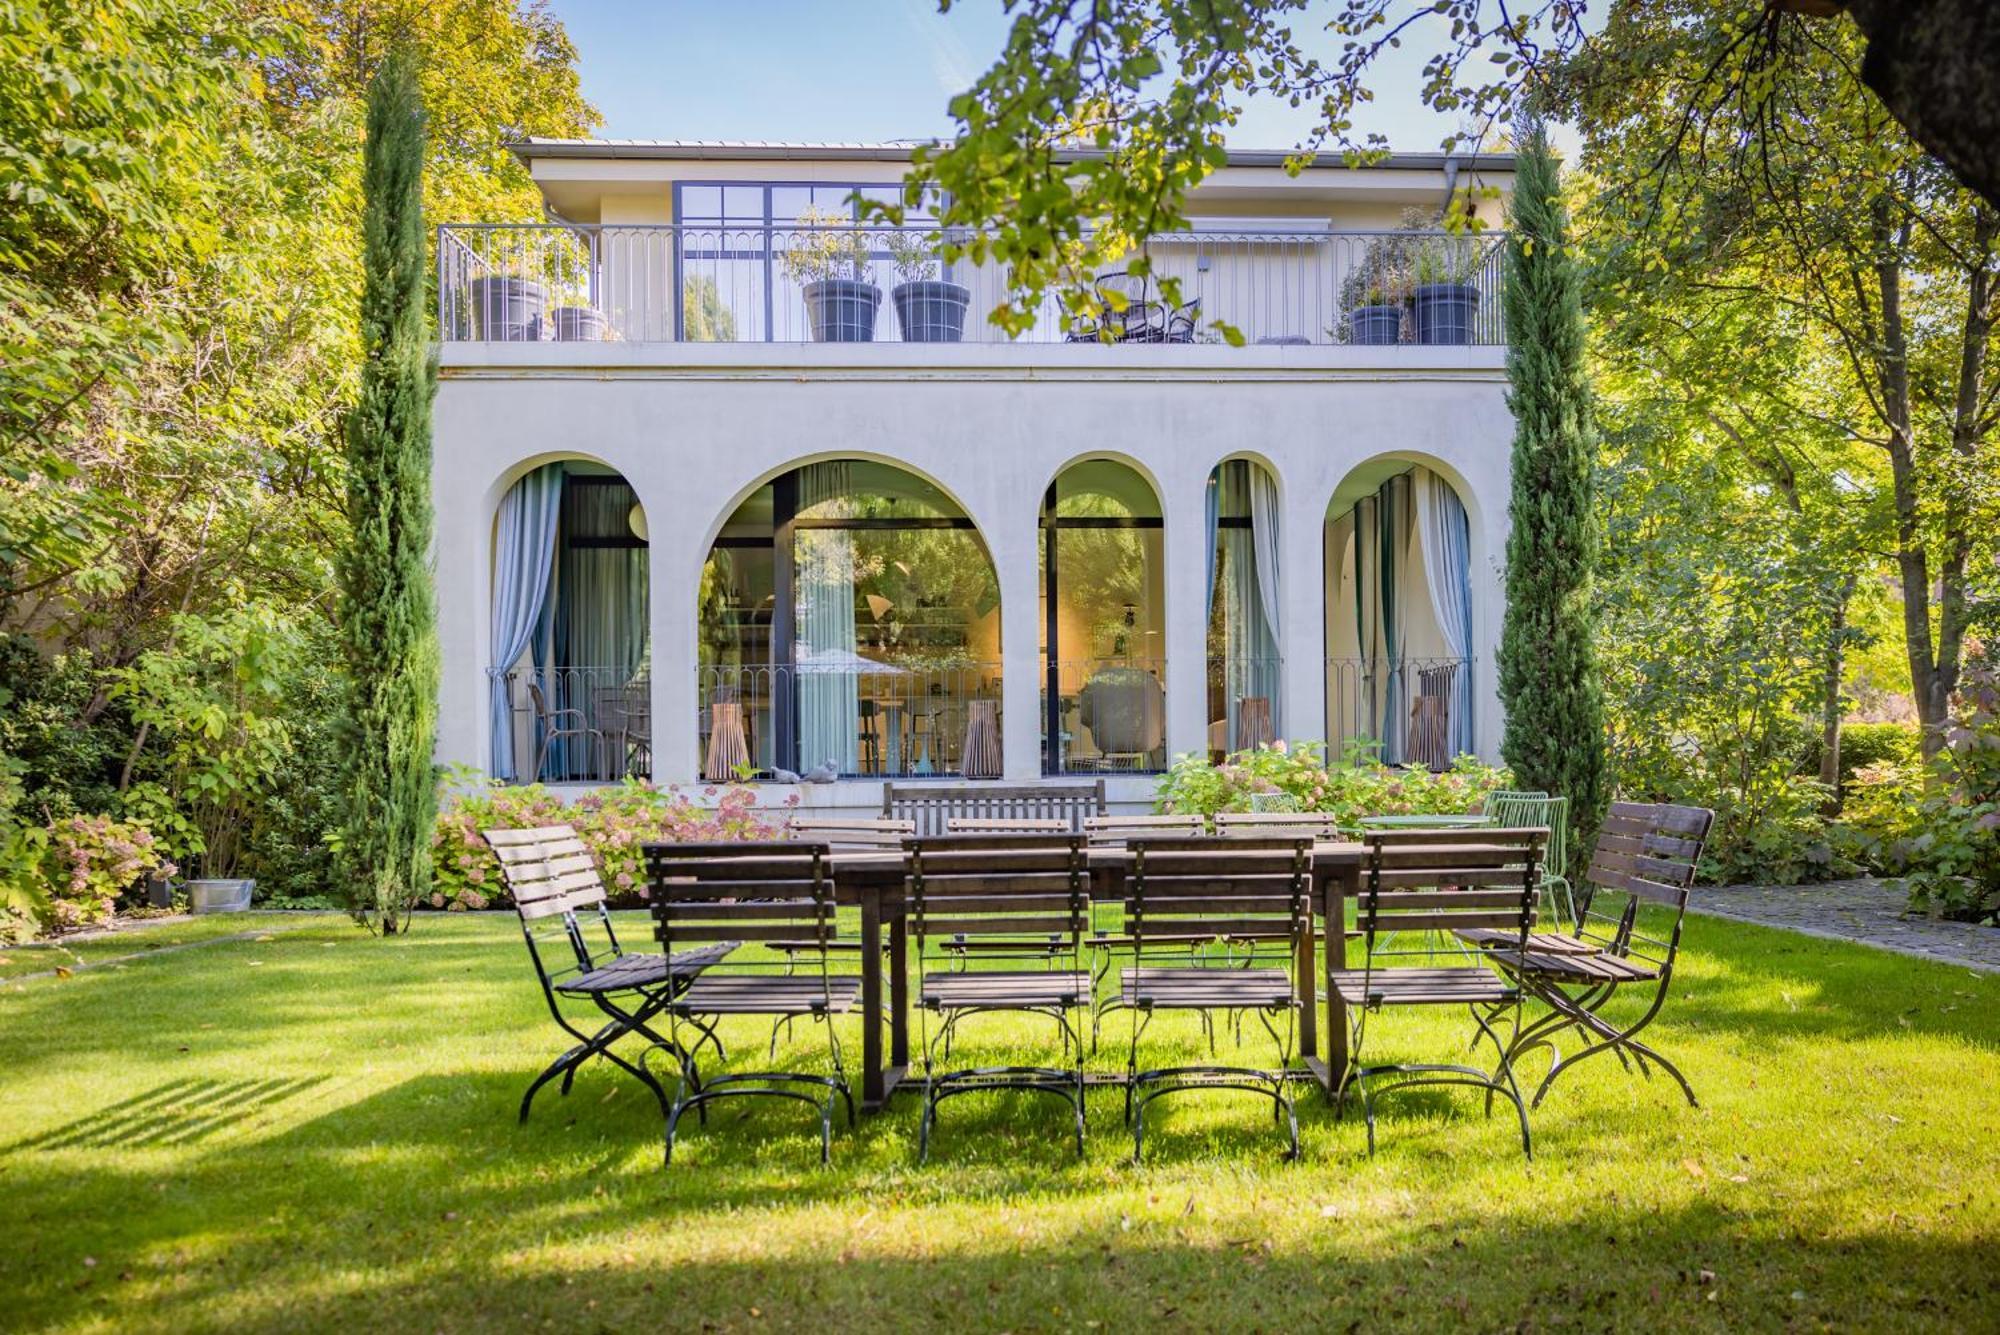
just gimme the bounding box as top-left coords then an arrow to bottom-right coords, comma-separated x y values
1415,467 -> 1475,757
796,461 -> 860,774
487,465 -> 564,780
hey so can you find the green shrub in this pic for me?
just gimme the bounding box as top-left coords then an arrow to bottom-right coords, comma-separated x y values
1830,759 -> 1927,875
1153,739 -> 1512,825
431,774 -> 792,911
1903,651 -> 2000,923
43,814 -> 175,931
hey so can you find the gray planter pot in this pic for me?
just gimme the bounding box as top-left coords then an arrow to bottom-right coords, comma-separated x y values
186,878 -> 255,914
802,279 -> 881,342
535,306 -> 609,342
1410,283 -> 1478,345
891,280 -> 971,342
1348,304 -> 1403,345
468,276 -> 547,341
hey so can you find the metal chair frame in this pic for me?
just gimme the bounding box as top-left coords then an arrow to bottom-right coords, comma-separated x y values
644,840 -> 859,1166
1122,835 -> 1312,1162
485,825 -> 729,1127
908,833 -> 1093,1162
1332,827 -> 1545,1157
1484,792 -> 1573,928
525,681 -> 602,783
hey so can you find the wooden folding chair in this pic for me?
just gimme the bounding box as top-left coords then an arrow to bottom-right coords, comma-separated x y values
484,825 -> 733,1126
1122,836 -> 1313,1161
1483,802 -> 1714,1108
907,834 -> 1093,1161
1330,827 -> 1545,1156
643,840 -> 861,1165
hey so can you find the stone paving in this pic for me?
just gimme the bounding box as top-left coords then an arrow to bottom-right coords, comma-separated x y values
1691,878 -> 2000,974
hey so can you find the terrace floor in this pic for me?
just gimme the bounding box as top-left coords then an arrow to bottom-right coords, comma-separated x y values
2,908 -> 1996,1331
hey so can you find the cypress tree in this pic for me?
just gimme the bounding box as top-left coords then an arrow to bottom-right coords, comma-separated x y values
336,51 -> 438,934
1498,113 -> 1607,862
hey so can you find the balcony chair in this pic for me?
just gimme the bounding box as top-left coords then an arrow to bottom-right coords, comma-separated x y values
526,680 -> 602,783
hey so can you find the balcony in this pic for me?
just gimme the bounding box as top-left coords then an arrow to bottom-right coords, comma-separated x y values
436,222 -> 1507,348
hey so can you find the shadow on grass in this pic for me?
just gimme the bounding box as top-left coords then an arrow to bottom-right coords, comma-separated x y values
8,1074 -> 332,1152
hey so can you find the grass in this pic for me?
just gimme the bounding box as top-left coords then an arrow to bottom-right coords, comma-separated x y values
1,907 -> 1995,1332
0,913 -> 330,983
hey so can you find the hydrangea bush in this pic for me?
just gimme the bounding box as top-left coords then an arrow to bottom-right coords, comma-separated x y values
1154,738 -> 1512,825
431,774 -> 793,911
46,814 -> 176,929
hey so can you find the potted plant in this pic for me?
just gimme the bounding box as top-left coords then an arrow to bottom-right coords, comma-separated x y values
1338,232 -> 1410,344
1407,233 -> 1480,345
779,207 -> 880,342
468,272 -> 548,341
535,301 -> 610,342
885,229 -> 971,342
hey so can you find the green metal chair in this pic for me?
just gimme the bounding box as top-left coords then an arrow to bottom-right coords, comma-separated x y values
1485,793 -> 1572,929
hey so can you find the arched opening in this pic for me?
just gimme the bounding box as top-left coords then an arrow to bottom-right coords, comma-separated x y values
489,460 -> 650,783
1205,458 -> 1284,757
1324,459 -> 1477,769
698,459 -> 1002,779
1038,458 -> 1166,774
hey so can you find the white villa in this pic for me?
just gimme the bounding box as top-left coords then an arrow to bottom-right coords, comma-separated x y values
432,139 -> 1516,812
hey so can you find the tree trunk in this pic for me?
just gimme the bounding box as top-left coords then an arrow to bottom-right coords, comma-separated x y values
1833,0 -> 2000,212
1818,574 -> 1855,807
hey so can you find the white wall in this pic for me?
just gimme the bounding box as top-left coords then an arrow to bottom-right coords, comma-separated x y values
433,342 -> 1512,788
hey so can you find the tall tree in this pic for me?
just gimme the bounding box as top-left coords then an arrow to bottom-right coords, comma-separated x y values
335,51 -> 436,934
1498,117 -> 1607,853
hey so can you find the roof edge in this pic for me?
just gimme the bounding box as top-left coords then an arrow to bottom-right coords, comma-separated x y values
508,138 -> 1517,172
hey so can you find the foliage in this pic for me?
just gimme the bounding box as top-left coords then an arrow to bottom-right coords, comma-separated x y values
885,229 -> 941,285
1827,722 -> 1922,797
333,52 -> 438,935
430,775 -> 787,911
110,608 -> 300,879
41,813 -> 175,931
1497,117 -> 1607,867
1901,649 -> 2000,922
778,208 -> 873,286
1153,739 -> 1510,825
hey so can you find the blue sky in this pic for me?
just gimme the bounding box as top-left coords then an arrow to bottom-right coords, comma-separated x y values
546,0 -> 1468,151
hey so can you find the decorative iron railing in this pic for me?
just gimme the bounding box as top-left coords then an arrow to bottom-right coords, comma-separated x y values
697,661 -> 1003,780
503,666 -> 650,784
1325,655 -> 1473,771
437,222 -> 1508,347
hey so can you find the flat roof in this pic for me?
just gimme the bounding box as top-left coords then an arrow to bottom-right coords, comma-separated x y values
508,138 -> 1516,173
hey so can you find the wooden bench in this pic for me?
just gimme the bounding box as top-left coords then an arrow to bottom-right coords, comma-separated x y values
883,780 -> 1107,837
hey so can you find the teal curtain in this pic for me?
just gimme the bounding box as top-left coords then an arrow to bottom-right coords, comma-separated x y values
796,462 -> 860,774
1376,473 -> 1405,764
1218,461 -> 1280,746
551,476 -> 649,774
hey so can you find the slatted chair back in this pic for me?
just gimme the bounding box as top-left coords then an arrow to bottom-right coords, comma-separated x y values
485,825 -> 622,988
1125,836 -> 1312,957
905,834 -> 1089,964
884,780 -> 1107,837
1574,802 -> 1714,970
946,816 -> 1069,834
1082,813 -> 1207,843
1356,827 -> 1545,965
644,841 -> 837,984
1214,811 -> 1345,841
789,817 -> 913,849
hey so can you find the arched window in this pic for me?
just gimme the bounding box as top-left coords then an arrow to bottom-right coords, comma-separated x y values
1206,459 -> 1283,757
1039,459 -> 1165,773
488,461 -> 650,784
699,460 -> 1001,779
1325,461 -> 1475,769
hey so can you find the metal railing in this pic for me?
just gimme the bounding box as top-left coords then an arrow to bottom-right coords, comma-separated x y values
1206,655 -> 1286,755
504,666 -> 651,783
438,222 -> 1508,347
698,661 -> 1003,779
1326,656 -> 1473,771
1042,658 -> 1168,775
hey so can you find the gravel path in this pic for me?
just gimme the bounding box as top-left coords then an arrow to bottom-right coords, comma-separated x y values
1691,878 -> 2000,973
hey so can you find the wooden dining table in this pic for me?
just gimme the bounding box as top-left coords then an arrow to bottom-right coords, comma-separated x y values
819,843 -> 1368,1109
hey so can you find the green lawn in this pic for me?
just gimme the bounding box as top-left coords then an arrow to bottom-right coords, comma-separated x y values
2,909 -> 1995,1332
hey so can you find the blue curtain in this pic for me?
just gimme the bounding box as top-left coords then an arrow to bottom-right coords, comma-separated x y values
487,465 -> 564,780
1218,461 -> 1280,746
796,462 -> 860,775
1417,469 -> 1476,757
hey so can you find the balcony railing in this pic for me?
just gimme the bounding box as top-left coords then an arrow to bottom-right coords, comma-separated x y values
504,666 -> 650,784
438,223 -> 1507,347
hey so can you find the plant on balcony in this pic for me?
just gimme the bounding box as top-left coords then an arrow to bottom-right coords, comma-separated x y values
1408,230 -> 1481,345
885,228 -> 971,342
1339,232 -> 1410,345
779,206 -> 880,342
